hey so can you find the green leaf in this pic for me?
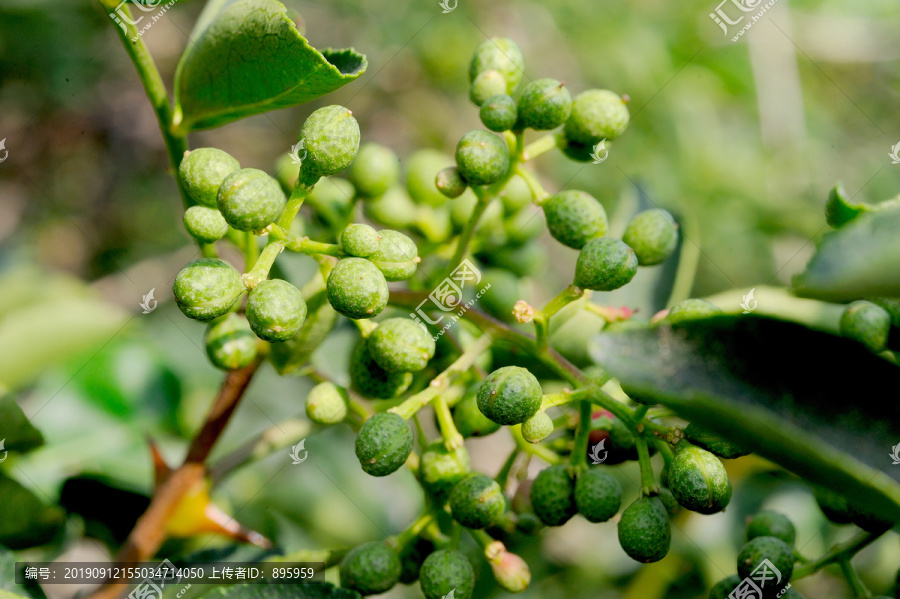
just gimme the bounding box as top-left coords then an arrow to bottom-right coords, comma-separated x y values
825,181 -> 871,229
589,315 -> 900,524
0,545 -> 47,599
197,582 -> 361,599
794,203 -> 900,301
0,395 -> 43,454
173,0 -> 366,132
0,473 -> 65,549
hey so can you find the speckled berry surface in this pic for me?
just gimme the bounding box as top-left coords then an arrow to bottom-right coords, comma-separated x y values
708,575 -> 742,599
355,412 -> 414,477
435,167 -> 468,199
617,496 -> 671,563
298,105 -> 360,176
574,238 -> 638,291
367,317 -> 435,373
453,391 -> 501,438
419,442 -> 470,501
326,258 -> 390,320
368,230 -> 418,282
521,411 -> 553,443
517,78 -> 572,130
455,129 -> 510,186
622,209 -> 678,266
469,69 -> 507,106
840,300 -> 891,352
204,313 -> 257,370
340,223 -> 381,258
480,94 -> 518,132
449,473 -> 505,529
183,206 -> 229,243
217,168 -> 286,232
178,147 -> 240,207
669,444 -> 731,514
476,366 -> 542,426
305,381 -> 349,425
339,541 -> 401,595
531,464 -> 576,526
666,298 -> 722,323
543,190 -> 608,249
574,469 -> 622,523
245,279 -> 307,342
564,89 -> 630,144
173,258 -> 243,321
348,143 -> 399,197
349,341 -> 412,399
468,37 -> 524,94
736,536 -> 793,583
747,511 -> 796,546
419,550 -> 475,599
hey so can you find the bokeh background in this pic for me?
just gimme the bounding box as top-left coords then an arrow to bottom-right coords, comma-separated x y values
1,0 -> 899,597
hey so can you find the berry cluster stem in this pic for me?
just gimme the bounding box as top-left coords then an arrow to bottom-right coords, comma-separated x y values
515,165 -> 550,205
433,395 -> 464,450
569,400 -> 593,471
838,558 -> 870,598
635,435 -> 659,496
510,424 -> 561,464
522,134 -> 559,161
533,285 -> 585,351
792,530 -> 885,580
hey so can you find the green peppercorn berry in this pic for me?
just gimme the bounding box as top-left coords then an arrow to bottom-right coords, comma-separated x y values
367,317 -> 435,373
339,541 -> 401,595
500,174 -> 532,214
173,258 -> 243,321
556,132 -> 601,163
516,78 -> 572,131
813,486 -> 853,524
455,129 -> 510,187
543,190 -> 608,249
306,176 -> 355,224
480,94 -> 518,132
683,423 -> 750,459
406,149 -> 453,206
419,550 -> 475,599
869,296 -> 900,327
622,209 -> 678,266
666,298 -> 723,323
708,575 -> 742,599
368,229 -> 419,282
531,465 -> 577,526
244,279 -> 307,342
618,496 -> 671,563
574,238 -> 638,291
574,469 -> 622,523
217,168 -> 286,232
435,166 -> 468,199
449,473 -> 506,529
469,69 -> 508,106
419,442 -> 470,501
477,366 -> 543,426
453,390 -> 502,438
183,206 -> 229,243
840,300 -> 891,353
355,412 -> 414,477
564,89 -> 630,144
348,143 -> 400,198
204,313 -> 257,370
364,186 -> 418,229
658,487 -> 680,516
469,37 -> 525,94
340,223 -> 381,258
669,444 -> 732,514
298,105 -> 360,176
521,411 -> 553,443
178,147 -> 240,207
305,381 -> 349,425
747,511 -> 796,546
349,341 -> 412,399
326,258 -> 390,320
736,536 -> 794,584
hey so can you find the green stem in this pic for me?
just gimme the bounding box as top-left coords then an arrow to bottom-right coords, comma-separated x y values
278,180 -> 317,230
390,511 -> 437,552
636,435 -> 659,496
265,548 -> 348,568
200,243 -> 218,259
665,211 -> 701,307
793,530 -> 884,579
540,389 -> 589,410
495,448 -> 521,490
510,424 -> 561,464
522,134 -> 558,161
100,0 -> 190,209
533,285 -> 585,351
243,241 -> 284,289
468,528 -> 496,551
838,558 -> 870,598
244,231 -> 260,271
440,189 -> 493,282
433,395 -> 464,451
515,165 -> 550,205
569,400 -> 593,470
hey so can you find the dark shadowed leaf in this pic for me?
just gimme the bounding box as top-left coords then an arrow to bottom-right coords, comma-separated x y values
0,474 -> 64,549
0,395 -> 43,454
589,315 -> 900,524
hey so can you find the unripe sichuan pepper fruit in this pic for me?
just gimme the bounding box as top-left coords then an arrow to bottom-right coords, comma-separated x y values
339,541 -> 401,596
617,496 -> 671,563
304,381 -> 349,425
516,78 -> 572,130
419,549 -> 475,599
746,510 -> 796,546
298,105 -> 360,176
366,317 -> 436,373
435,166 -> 468,199
178,147 -> 240,207
574,238 -> 638,291
668,444 -> 732,514
340,223 -> 381,258
368,230 -> 419,282
840,300 -> 891,353
476,366 -> 543,426
621,208 -> 679,266
183,206 -> 228,243
564,89 -> 630,144
173,258 -> 243,321
530,464 -> 577,526
326,258 -> 390,320
419,442 -> 470,501
348,142 -> 399,198
543,190 -> 608,249
574,469 -> 623,523
455,129 -> 510,186
449,473 -> 506,529
355,412 -> 414,477
245,279 -> 307,342
480,94 -> 518,132
736,536 -> 794,586
349,340 -> 413,399
204,313 -> 257,370
468,37 -> 525,94
217,168 -> 286,232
